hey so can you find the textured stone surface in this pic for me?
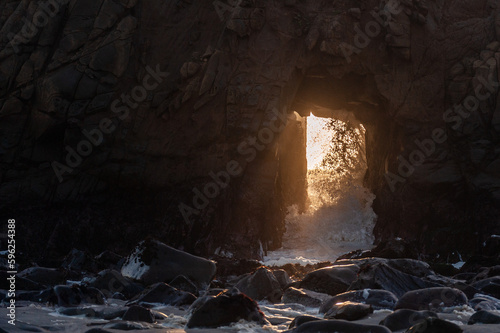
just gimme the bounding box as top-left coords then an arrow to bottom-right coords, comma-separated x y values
0,0 -> 500,261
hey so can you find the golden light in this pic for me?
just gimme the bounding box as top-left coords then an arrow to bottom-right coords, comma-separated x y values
306,114 -> 334,170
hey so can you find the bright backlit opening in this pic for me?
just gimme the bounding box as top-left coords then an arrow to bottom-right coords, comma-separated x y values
306,114 -> 334,170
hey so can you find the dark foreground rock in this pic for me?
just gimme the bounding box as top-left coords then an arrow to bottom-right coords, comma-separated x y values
298,264 -> 359,296
379,309 -> 438,331
320,289 -> 398,313
86,269 -> 143,299
348,262 -> 440,298
468,310 -> 500,324
127,282 -> 196,307
405,317 -> 463,332
16,267 -> 67,286
395,287 -> 468,311
283,287 -> 328,307
323,302 -> 373,321
53,285 -> 106,307
288,315 -> 322,329
121,240 -> 216,286
122,305 -> 155,323
285,319 -> 392,333
234,267 -> 282,303
186,288 -> 266,328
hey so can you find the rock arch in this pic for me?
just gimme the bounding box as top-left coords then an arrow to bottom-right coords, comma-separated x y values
1,0 -> 499,261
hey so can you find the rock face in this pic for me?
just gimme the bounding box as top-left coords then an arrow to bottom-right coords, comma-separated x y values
1,0 -> 500,261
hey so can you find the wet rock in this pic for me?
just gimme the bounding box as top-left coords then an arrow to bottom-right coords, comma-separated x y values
273,269 -> 293,289
122,305 -> 155,323
121,240 -> 216,287
53,285 -> 106,307
169,275 -> 198,295
128,282 -> 196,306
472,276 -> 500,298
282,287 -> 327,307
405,317 -> 463,332
469,294 -> 500,311
379,309 -> 438,331
62,248 -> 96,272
215,258 -> 262,278
59,306 -> 126,320
0,271 -> 45,291
285,320 -> 392,333
324,301 -> 373,321
87,269 -> 143,299
186,288 -> 266,328
298,264 -> 359,296
423,274 -> 479,299
395,287 -> 468,311
468,310 -> 500,324
320,289 -> 398,313
17,267 -> 67,286
235,267 -> 282,303
16,289 -> 54,303
288,315 -> 322,329
349,263 -> 441,298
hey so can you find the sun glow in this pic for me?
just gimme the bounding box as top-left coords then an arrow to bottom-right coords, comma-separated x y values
306,114 -> 335,170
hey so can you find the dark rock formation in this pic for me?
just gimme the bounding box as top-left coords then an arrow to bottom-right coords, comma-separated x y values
121,305 -> 155,324
468,310 -> 500,324
120,239 -> 216,287
395,287 -> 468,311
284,319 -> 392,333
323,301 -> 373,321
127,282 -> 196,307
282,287 -> 327,308
1,0 -> 500,260
234,266 -> 283,303
405,317 -> 463,333
186,288 -> 266,329
298,264 -> 359,295
379,309 -> 438,332
319,289 -> 398,313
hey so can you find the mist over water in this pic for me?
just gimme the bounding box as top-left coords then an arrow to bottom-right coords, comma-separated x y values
264,115 -> 376,265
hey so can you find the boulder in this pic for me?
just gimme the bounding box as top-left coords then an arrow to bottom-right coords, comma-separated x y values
186,288 -> 267,328
53,285 -> 106,307
405,317 -> 462,333
468,310 -> 500,324
288,315 -> 322,329
87,269 -> 143,299
234,267 -> 282,303
273,269 -> 293,289
323,301 -> 373,321
169,275 -> 198,295
285,320 -> 392,333
122,305 -> 155,323
128,282 -> 196,306
469,294 -> 500,311
471,276 -> 500,298
298,265 -> 359,296
349,263 -> 441,298
282,287 -> 327,307
320,289 -> 398,313
395,287 -> 468,311
121,240 -> 216,287
17,267 -> 67,286
379,309 -> 438,331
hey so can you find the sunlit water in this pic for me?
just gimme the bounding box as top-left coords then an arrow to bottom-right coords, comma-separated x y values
264,115 -> 376,266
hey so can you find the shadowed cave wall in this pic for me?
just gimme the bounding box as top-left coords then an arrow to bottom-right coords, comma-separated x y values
1,0 -> 500,262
